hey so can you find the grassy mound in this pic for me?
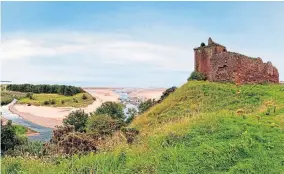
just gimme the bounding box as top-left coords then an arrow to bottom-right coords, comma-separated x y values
2,81 -> 284,173
17,93 -> 94,107
1,91 -> 26,105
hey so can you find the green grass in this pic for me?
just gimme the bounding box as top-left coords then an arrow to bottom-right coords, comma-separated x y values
14,125 -> 28,135
17,93 -> 94,107
2,81 -> 284,173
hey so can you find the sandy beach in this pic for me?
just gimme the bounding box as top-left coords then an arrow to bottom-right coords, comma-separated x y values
128,88 -> 166,101
8,87 -> 165,128
9,88 -> 120,128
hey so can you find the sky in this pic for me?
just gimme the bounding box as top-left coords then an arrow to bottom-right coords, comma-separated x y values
1,2 -> 284,88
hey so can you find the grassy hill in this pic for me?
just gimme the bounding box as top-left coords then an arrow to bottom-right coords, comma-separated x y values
17,93 -> 94,107
2,81 -> 284,173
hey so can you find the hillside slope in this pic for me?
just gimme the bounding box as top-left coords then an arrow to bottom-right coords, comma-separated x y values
2,81 -> 284,173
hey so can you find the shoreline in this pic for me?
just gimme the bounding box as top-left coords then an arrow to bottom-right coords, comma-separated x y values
7,88 -> 120,128
5,88 -> 165,129
9,104 -> 63,129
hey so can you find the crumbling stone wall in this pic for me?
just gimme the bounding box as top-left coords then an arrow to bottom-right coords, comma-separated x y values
194,38 -> 279,84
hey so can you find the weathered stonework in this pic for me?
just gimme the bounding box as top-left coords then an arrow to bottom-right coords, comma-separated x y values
194,38 -> 279,84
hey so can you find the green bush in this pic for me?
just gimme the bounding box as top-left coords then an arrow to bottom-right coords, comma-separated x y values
43,100 -> 49,105
50,99 -> 56,105
125,108 -> 138,124
63,110 -> 89,132
157,86 -> 177,103
5,141 -> 46,157
95,102 -> 125,120
26,92 -> 34,99
87,114 -> 124,137
82,94 -> 88,100
1,121 -> 25,153
138,99 -> 156,114
187,71 -> 207,81
200,42 -> 206,47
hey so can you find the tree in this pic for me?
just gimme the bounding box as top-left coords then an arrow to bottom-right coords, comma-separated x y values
1,120 -> 24,152
95,102 -> 125,120
125,108 -> 138,124
138,99 -> 156,114
63,109 -> 89,132
87,114 -> 124,137
187,71 -> 207,81
200,42 -> 206,47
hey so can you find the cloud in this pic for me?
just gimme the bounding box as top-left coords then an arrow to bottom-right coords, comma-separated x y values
1,31 -> 193,87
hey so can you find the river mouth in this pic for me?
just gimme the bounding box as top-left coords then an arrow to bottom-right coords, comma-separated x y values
113,89 -> 139,118
1,99 -> 53,142
1,91 -> 139,142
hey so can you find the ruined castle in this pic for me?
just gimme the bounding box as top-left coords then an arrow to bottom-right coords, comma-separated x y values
194,38 -> 279,84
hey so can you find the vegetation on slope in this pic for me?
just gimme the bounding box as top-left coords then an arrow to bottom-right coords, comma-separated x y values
1,91 -> 26,105
2,81 -> 284,173
17,92 -> 94,107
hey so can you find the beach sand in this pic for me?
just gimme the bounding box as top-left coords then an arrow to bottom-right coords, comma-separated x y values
128,88 -> 166,101
9,88 -> 120,128
9,87 -> 165,128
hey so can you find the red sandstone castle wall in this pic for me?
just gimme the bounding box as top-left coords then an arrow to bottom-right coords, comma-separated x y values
210,52 -> 279,84
194,38 -> 279,84
194,44 -> 226,79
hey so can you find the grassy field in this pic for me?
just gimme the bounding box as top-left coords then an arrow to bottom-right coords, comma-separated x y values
2,81 -> 284,173
17,92 -> 95,108
1,91 -> 27,105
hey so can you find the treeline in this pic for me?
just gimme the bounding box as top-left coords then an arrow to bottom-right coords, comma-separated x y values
6,84 -> 83,96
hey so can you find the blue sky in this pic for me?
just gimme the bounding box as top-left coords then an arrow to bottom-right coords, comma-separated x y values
2,2 -> 284,87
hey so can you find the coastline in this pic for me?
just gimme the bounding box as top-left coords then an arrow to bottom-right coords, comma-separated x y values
5,88 -> 164,129
9,104 -> 63,129
7,89 -> 120,128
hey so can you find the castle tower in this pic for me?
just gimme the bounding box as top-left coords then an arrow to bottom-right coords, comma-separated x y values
193,37 -> 227,80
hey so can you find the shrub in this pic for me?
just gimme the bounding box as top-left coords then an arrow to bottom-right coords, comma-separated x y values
50,126 -> 96,155
87,114 -> 124,137
61,100 -> 65,104
63,110 -> 89,132
121,127 -> 139,144
138,99 -> 156,114
43,100 -> 49,105
1,120 -> 25,153
95,102 -> 125,120
26,92 -> 33,99
5,141 -> 46,157
200,42 -> 206,47
125,108 -> 138,124
50,99 -> 56,105
57,132 -> 97,155
157,86 -> 177,103
82,94 -> 88,100
187,71 -> 207,81
51,125 -> 75,144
